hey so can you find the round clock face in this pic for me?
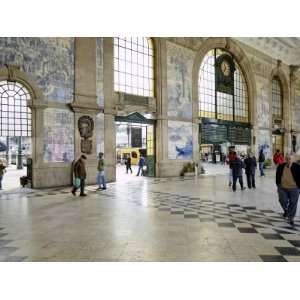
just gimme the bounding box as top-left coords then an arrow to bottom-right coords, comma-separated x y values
221,60 -> 230,76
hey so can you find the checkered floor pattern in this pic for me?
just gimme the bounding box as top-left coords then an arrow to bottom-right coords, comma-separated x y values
1,177 -> 300,261
106,189 -> 300,262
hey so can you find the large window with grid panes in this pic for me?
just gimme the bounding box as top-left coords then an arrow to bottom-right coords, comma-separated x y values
0,80 -> 31,137
198,49 -> 249,123
114,37 -> 154,97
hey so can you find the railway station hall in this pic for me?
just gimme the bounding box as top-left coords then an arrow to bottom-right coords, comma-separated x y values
2,37 -> 300,262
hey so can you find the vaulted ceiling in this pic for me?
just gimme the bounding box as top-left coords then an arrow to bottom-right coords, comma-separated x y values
235,37 -> 300,66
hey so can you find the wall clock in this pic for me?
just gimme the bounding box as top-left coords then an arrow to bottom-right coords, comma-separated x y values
215,54 -> 235,95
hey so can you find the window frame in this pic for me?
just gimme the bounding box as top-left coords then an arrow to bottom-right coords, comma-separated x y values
114,37 -> 155,98
0,80 -> 32,137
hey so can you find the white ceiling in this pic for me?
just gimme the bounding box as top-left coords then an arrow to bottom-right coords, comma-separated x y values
235,37 -> 300,66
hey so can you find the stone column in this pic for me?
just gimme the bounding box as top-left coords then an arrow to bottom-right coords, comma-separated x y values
103,37 -> 116,182
288,66 -> 299,154
154,38 -> 169,177
31,100 -> 47,187
71,37 -> 100,185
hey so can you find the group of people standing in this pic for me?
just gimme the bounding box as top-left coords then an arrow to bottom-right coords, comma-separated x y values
227,147 -> 300,226
227,150 -> 257,192
71,152 -> 107,197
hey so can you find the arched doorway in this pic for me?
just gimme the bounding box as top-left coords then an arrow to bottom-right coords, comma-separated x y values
0,80 -> 32,190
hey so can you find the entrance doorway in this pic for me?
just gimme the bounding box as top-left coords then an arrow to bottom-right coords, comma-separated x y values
272,134 -> 283,155
0,80 -> 32,191
115,113 -> 155,182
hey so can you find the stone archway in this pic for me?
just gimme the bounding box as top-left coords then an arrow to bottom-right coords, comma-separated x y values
192,37 -> 257,125
191,37 -> 257,155
0,65 -> 44,188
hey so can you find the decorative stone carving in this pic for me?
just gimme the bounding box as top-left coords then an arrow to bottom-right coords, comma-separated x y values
5,64 -> 20,82
81,139 -> 93,155
78,115 -> 94,154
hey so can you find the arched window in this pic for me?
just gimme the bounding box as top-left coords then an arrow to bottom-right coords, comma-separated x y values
0,80 -> 31,137
272,77 -> 283,120
198,49 -> 249,123
114,37 -> 154,97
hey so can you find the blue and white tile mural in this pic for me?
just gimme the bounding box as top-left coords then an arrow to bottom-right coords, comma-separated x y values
95,113 -> 105,155
43,108 -> 75,162
0,37 -> 74,102
257,129 -> 271,158
168,120 -> 193,160
96,38 -> 104,107
257,79 -> 270,128
167,42 -> 194,119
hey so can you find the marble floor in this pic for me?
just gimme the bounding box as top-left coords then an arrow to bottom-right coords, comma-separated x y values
1,167 -> 300,262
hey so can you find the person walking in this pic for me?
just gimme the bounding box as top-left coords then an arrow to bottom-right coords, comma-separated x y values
244,153 -> 257,189
136,155 -> 145,176
227,150 -> 236,186
96,152 -> 107,190
276,154 -> 300,226
230,154 -> 246,192
258,149 -> 265,177
0,160 -> 6,190
71,155 -> 87,196
273,149 -> 284,166
125,155 -> 132,174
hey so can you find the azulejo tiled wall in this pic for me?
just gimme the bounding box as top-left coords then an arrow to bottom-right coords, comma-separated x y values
256,77 -> 270,129
166,41 -> 194,120
43,108 -> 75,163
0,37 -> 74,102
168,120 -> 193,160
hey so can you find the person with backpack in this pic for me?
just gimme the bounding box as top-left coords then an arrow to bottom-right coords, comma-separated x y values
276,154 -> 300,226
230,154 -> 246,192
244,153 -> 257,189
258,149 -> 265,177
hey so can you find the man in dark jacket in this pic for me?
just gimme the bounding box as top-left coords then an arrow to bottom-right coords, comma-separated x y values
276,154 -> 300,226
230,155 -> 246,192
71,155 -> 87,196
244,153 -> 257,189
125,155 -> 132,174
258,149 -> 265,177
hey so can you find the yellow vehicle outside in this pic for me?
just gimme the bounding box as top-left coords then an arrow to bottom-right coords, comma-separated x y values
116,147 -> 142,165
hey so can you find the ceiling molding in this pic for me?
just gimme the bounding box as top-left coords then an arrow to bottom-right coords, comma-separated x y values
235,37 -> 300,66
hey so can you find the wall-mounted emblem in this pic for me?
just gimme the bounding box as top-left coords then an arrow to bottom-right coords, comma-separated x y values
78,115 -> 94,154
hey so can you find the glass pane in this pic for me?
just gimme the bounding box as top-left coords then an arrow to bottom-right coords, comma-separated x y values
113,37 -> 154,97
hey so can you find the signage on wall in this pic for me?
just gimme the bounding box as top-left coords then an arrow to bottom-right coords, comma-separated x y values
131,127 -> 142,148
200,120 -> 251,145
215,54 -> 235,95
